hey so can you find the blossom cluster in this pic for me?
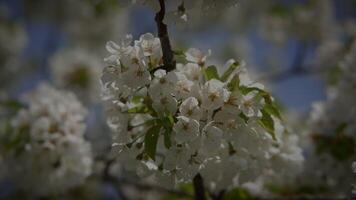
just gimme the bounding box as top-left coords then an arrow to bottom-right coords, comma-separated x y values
50,48 -> 102,104
302,42 -> 356,196
101,33 -> 302,192
2,84 -> 92,195
0,7 -> 27,89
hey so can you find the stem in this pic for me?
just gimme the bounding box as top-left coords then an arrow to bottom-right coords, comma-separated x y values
193,173 -> 207,200
155,0 -> 176,72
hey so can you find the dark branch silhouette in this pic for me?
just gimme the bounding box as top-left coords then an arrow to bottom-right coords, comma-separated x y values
155,0 -> 176,72
193,173 -> 207,200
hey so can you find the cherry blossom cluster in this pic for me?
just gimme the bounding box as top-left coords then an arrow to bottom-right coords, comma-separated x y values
302,42 -> 356,196
101,33 -> 302,192
0,7 -> 27,89
2,84 -> 92,195
50,48 -> 102,104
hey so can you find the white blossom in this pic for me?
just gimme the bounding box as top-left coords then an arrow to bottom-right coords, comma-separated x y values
3,83 -> 92,195
101,33 -> 299,193
185,48 -> 211,66
173,116 -> 199,143
300,41 -> 356,196
179,97 -> 202,120
50,48 -> 101,104
201,79 -> 230,110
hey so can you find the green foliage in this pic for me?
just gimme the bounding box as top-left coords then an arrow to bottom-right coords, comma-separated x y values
67,67 -> 90,88
269,4 -> 290,17
263,103 -> 282,120
221,61 -> 240,81
227,74 -> 240,92
127,105 -> 150,114
326,66 -> 342,85
0,122 -> 30,155
312,122 -> 355,161
161,115 -> 175,149
204,65 -> 220,81
223,188 -> 253,200
144,125 -> 162,160
131,96 -> 144,104
239,85 -> 282,140
313,133 -> 354,161
0,99 -> 25,112
86,0 -> 120,16
258,109 -> 276,140
239,112 -> 249,124
239,86 -> 266,96
178,183 -> 194,195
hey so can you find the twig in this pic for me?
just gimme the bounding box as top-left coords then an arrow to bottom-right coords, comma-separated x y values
155,0 -> 176,72
193,173 -> 207,200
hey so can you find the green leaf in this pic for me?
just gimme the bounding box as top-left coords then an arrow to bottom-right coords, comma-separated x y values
239,86 -> 266,95
239,86 -> 282,120
258,109 -> 276,140
131,96 -> 143,104
335,122 -> 347,134
224,188 -> 252,200
1,124 -> 30,155
270,4 -> 289,17
178,183 -> 194,194
161,115 -> 174,129
221,60 -> 240,82
127,106 -> 149,114
0,100 -> 25,111
160,115 -> 175,149
264,104 -> 282,120
326,66 -> 342,85
163,128 -> 172,149
227,74 -> 240,92
204,65 -> 220,81
173,49 -> 185,56
144,125 -> 161,160
313,134 -> 354,161
239,112 -> 249,124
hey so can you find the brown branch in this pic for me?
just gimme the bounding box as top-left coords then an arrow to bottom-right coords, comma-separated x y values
155,0 -> 176,72
193,173 -> 207,200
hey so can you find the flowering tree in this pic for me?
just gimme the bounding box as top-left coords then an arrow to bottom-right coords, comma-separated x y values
0,0 -> 355,199
100,1 -> 303,199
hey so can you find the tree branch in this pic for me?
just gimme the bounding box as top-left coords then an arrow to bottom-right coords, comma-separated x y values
155,0 -> 176,72
193,173 -> 207,200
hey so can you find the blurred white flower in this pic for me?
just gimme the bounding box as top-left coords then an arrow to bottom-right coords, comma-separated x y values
4,83 -> 92,195
50,48 -> 101,104
185,48 -> 211,66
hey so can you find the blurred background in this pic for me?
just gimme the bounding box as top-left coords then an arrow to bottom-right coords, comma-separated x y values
0,0 -> 355,199
1,0 -> 355,112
